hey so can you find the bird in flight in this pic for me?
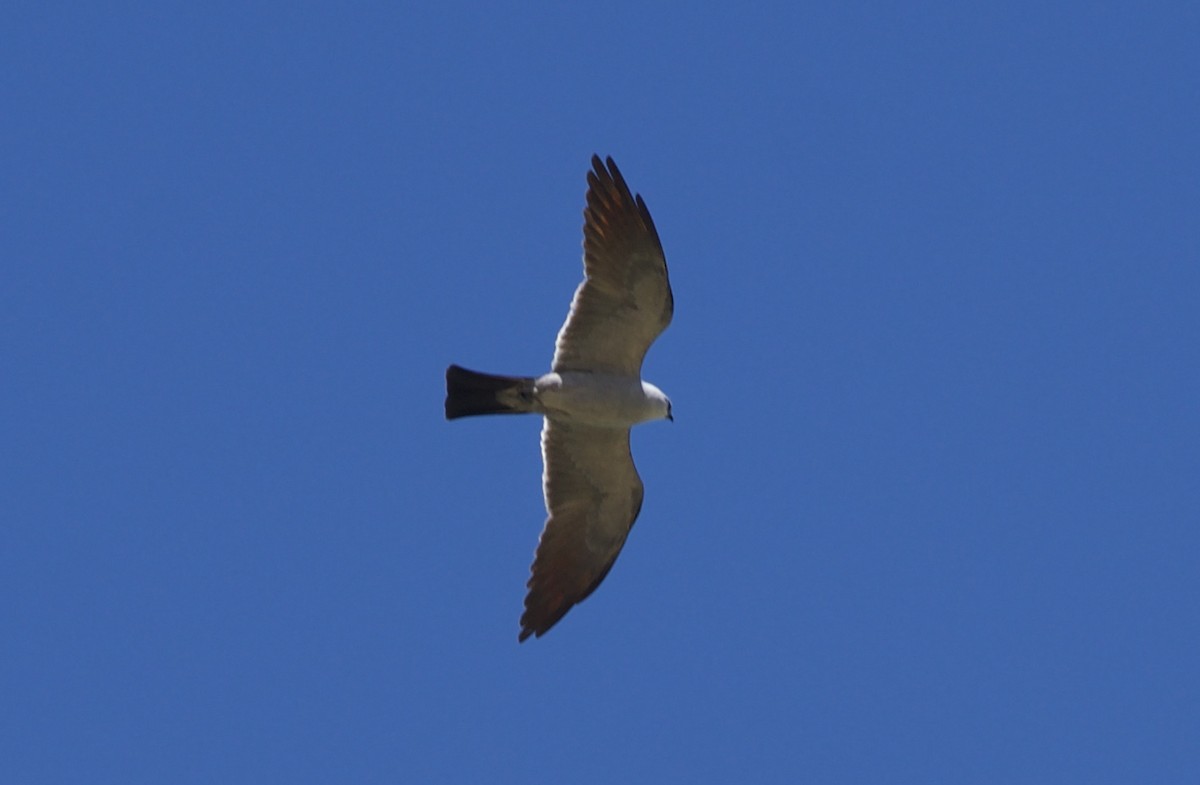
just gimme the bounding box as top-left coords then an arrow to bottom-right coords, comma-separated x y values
445,155 -> 674,641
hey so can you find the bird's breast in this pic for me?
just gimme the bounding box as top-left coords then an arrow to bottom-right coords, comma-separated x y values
534,372 -> 655,427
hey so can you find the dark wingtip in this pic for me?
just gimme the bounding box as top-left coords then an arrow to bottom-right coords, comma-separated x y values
590,154 -> 624,183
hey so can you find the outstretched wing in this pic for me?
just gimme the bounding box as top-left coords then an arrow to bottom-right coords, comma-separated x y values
551,156 -> 673,376
519,420 -> 645,641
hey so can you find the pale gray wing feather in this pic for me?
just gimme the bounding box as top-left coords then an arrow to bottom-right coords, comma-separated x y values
551,156 -> 673,376
519,419 -> 644,640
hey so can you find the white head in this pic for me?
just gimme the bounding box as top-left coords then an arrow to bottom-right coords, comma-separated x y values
641,381 -> 674,422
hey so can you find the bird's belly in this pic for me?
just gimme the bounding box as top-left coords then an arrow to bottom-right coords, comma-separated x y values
535,372 -> 649,427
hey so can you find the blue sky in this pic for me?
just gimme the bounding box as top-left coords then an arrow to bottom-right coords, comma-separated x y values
4,2 -> 1198,783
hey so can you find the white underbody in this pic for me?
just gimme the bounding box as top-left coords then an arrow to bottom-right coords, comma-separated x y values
533,372 -> 670,427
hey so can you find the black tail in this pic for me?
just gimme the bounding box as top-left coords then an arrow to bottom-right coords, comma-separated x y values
444,364 -> 537,420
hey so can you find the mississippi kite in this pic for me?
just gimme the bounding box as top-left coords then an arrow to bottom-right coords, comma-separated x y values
445,155 -> 673,641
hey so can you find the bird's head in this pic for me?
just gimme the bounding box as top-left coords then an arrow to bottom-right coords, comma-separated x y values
642,382 -> 673,423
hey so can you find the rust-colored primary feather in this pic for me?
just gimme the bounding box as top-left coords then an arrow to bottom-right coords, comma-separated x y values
583,156 -> 666,274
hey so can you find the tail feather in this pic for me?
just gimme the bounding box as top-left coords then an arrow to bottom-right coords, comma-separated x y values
445,364 -> 537,420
